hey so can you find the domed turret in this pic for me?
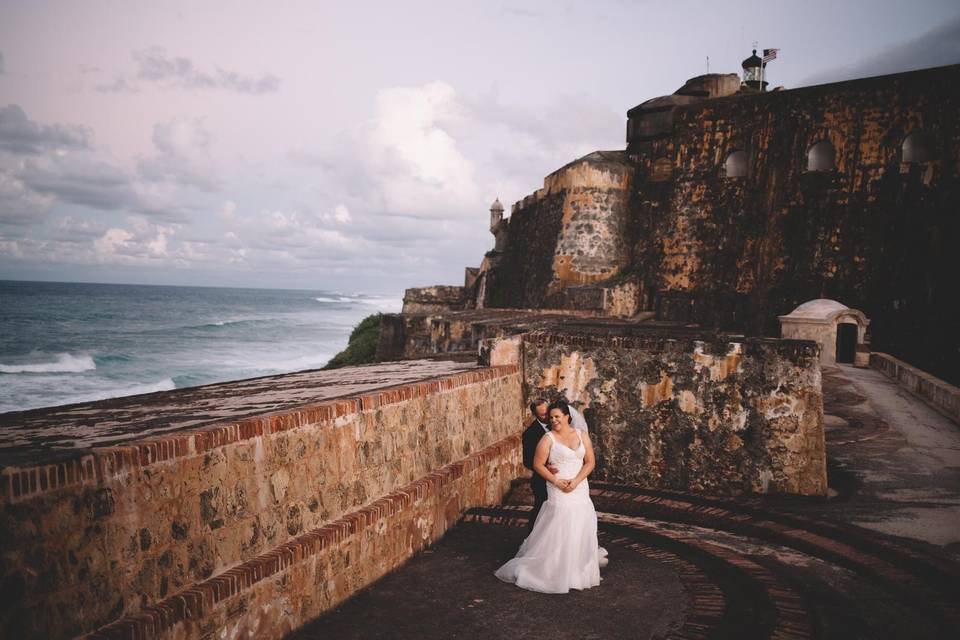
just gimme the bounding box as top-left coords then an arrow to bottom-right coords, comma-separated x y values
489,198 -> 504,233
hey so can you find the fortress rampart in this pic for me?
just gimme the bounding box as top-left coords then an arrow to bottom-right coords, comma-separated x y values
0,366 -> 523,638
404,64 -> 960,385
485,328 -> 825,496
0,330 -> 826,638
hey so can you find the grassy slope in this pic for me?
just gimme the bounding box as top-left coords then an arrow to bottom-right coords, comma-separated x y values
323,313 -> 382,369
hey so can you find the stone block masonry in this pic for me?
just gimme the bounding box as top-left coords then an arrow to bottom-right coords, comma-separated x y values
0,365 -> 523,638
490,328 -> 826,496
85,435 -> 523,640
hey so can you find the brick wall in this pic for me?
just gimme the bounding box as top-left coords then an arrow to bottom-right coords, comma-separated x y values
86,435 -> 523,640
0,366 -> 523,638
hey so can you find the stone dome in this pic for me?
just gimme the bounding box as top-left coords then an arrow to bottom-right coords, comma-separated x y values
490,198 -> 504,212
783,299 -> 850,320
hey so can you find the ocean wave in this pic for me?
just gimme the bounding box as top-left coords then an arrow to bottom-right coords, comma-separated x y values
233,351 -> 335,375
61,378 -> 177,405
201,319 -> 247,328
113,378 -> 177,397
314,296 -> 353,303
358,297 -> 403,312
187,318 -> 265,330
0,353 -> 97,374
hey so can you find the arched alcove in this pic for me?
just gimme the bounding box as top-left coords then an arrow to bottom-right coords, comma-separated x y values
723,150 -> 748,178
807,140 -> 835,172
902,131 -> 935,163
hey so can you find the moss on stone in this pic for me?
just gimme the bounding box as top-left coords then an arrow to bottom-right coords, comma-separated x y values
324,314 -> 382,369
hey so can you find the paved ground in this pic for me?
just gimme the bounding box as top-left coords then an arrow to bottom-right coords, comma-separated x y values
291,364 -> 960,639
818,365 -> 960,550
0,358 -> 477,466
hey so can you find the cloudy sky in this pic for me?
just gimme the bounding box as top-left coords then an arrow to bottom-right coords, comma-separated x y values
1,1 -> 958,293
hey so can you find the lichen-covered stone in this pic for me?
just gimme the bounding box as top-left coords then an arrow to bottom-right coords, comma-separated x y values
518,329 -> 825,496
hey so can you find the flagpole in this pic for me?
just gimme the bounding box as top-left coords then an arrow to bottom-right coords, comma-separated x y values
760,49 -> 765,92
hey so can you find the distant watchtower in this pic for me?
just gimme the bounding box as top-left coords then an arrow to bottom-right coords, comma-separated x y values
489,198 -> 508,251
742,49 -> 767,92
489,198 -> 504,232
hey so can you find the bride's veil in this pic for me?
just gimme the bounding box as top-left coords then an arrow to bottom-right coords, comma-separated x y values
568,405 -> 588,431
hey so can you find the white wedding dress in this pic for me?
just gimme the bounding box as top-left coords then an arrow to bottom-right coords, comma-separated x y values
495,430 -> 606,593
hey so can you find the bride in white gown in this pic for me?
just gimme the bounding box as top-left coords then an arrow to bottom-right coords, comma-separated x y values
495,400 -> 606,593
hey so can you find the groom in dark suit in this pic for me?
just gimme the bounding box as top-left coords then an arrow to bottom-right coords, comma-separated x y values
522,398 -> 555,533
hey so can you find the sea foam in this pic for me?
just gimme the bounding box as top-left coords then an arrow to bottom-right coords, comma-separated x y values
0,353 -> 97,374
59,378 -> 177,406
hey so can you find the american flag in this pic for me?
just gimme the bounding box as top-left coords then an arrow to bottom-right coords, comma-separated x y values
762,48 -> 779,63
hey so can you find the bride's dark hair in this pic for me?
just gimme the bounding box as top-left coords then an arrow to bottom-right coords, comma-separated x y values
547,399 -> 571,416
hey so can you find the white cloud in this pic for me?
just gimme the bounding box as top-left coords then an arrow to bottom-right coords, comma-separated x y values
0,238 -> 23,258
54,216 -> 106,239
137,117 -> 219,191
92,218 -> 176,263
0,171 -> 55,225
94,227 -> 134,255
364,82 -> 481,217
333,204 -> 351,223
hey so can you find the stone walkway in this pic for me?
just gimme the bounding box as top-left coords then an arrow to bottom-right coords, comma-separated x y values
818,365 -> 960,549
0,358 -> 477,466
291,365 -> 960,639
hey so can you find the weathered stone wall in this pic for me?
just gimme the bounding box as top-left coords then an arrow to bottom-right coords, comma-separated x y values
508,330 -> 825,496
86,434 -> 524,640
630,65 -> 960,384
547,152 -> 633,289
382,309 -> 605,360
870,352 -> 960,424
464,66 -> 960,384
482,191 -> 565,309
0,366 -> 523,638
401,285 -> 469,314
602,279 -> 643,317
482,152 -> 633,309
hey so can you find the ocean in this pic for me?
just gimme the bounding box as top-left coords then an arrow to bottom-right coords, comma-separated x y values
0,280 -> 401,414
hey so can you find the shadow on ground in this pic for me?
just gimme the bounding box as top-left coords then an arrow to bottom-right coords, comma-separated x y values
290,366 -> 960,639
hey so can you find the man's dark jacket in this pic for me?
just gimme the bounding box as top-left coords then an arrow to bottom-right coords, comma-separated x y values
522,419 -> 549,501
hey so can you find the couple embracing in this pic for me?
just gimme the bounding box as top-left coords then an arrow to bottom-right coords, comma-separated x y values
495,398 -> 608,593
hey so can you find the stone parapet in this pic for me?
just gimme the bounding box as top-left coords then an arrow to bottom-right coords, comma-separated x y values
401,286 -> 469,314
0,365 -> 523,638
514,330 -> 825,496
85,434 -> 523,640
870,352 -> 960,424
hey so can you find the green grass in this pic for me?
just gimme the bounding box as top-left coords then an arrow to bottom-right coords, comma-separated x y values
323,313 -> 382,369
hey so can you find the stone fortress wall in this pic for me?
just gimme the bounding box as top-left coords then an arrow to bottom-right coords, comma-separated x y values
481,152 -> 638,316
485,329 -> 826,497
405,64 -> 960,385
0,338 -> 827,638
627,65 -> 959,379
0,367 -> 523,638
